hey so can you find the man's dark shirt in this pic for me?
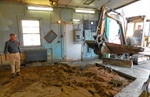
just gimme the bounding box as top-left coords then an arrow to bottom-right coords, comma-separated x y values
133,29 -> 143,45
133,29 -> 142,39
4,40 -> 21,54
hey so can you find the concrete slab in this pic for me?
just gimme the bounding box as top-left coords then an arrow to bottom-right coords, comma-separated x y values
136,61 -> 150,70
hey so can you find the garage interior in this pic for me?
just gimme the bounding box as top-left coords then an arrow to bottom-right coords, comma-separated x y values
0,0 -> 150,97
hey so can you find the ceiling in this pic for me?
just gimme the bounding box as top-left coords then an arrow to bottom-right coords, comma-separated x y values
0,0 -> 139,9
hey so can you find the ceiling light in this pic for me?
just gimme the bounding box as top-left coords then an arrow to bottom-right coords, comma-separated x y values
27,6 -> 53,11
73,19 -> 80,22
58,20 -> 61,24
75,8 -> 95,14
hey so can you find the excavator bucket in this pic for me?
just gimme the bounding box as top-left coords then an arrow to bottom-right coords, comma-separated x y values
105,42 -> 144,54
85,40 -> 144,55
85,40 -> 96,49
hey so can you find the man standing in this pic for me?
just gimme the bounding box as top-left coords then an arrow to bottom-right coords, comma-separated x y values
4,33 -> 22,78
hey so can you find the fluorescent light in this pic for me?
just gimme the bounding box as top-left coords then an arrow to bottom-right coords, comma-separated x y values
27,6 -> 53,11
75,9 -> 95,14
73,19 -> 80,22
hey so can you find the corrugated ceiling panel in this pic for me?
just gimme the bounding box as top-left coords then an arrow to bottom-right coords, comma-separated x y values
68,0 -> 85,6
105,0 -> 136,9
81,0 -> 109,9
58,0 -> 71,5
0,0 -> 138,9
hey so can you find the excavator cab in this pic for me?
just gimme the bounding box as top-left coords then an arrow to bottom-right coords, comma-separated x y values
126,15 -> 150,47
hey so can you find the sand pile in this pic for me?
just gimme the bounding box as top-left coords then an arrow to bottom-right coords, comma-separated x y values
0,64 -> 132,97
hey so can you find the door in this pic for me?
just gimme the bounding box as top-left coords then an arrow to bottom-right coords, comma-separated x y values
64,23 -> 82,61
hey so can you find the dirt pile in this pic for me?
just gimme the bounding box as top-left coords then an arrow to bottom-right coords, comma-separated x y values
0,64 -> 132,97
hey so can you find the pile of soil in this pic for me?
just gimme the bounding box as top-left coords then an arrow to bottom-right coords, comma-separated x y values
0,64 -> 132,97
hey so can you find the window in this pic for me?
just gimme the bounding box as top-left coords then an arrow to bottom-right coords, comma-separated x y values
126,22 -> 134,37
21,20 -> 41,46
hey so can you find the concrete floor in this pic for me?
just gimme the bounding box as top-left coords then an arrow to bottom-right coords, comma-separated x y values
136,61 -> 150,70
60,59 -> 150,97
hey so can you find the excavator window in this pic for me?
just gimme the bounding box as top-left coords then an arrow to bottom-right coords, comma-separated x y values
106,18 -> 121,44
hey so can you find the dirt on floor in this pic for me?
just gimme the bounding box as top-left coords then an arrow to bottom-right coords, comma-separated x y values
0,64 -> 133,97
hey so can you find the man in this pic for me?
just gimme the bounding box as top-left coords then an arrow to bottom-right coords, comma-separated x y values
4,33 -> 22,78
133,25 -> 143,45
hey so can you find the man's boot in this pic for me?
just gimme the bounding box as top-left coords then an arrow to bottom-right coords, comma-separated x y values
11,73 -> 15,78
16,72 -> 21,76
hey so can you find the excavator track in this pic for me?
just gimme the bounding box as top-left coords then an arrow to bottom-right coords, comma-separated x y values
130,54 -> 150,65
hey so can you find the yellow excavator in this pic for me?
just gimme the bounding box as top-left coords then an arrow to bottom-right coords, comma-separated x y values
85,5 -> 149,67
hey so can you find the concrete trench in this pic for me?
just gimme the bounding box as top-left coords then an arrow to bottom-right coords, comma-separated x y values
96,63 -> 150,97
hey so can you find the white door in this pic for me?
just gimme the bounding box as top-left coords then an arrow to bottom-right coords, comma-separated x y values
64,23 -> 82,61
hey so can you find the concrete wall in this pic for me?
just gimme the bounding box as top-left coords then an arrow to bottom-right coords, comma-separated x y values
0,2 -> 99,62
